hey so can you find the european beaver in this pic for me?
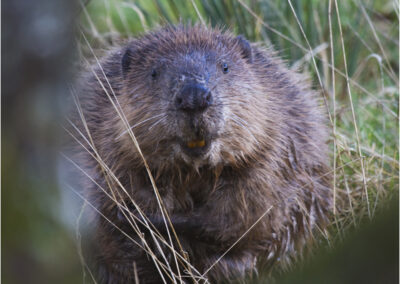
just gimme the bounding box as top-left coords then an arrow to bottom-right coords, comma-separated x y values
67,24 -> 331,283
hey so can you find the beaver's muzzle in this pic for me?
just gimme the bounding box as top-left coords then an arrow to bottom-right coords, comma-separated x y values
175,83 -> 213,112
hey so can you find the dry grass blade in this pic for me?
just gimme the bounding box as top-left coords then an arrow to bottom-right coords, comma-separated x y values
202,206 -> 274,278
291,43 -> 329,70
79,0 -> 106,46
334,0 -> 370,219
358,0 -> 397,82
121,2 -> 149,31
75,201 -> 98,284
190,0 -> 205,26
287,0 -> 333,124
328,0 -> 337,216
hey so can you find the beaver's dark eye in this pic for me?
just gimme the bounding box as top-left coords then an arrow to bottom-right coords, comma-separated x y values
222,63 -> 229,74
151,69 -> 158,79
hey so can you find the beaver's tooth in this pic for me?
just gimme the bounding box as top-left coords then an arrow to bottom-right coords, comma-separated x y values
187,140 -> 205,148
187,141 -> 197,148
196,140 -> 205,147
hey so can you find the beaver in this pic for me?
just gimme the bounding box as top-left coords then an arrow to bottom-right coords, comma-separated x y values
67,24 -> 332,283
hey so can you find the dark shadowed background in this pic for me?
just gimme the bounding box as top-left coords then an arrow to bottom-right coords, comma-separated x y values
2,0 -> 83,282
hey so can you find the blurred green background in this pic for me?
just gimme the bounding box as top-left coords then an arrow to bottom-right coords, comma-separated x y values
2,0 -> 398,283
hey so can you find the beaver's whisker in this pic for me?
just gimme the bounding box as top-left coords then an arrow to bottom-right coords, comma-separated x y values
116,113 -> 165,140
148,116 -> 167,130
229,115 -> 260,146
231,113 -> 250,126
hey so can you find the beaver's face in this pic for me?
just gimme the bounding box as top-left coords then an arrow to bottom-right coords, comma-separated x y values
120,31 -> 258,166
153,51 -> 228,161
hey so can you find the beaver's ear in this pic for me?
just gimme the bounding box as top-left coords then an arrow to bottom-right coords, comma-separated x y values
121,47 -> 134,78
235,35 -> 252,63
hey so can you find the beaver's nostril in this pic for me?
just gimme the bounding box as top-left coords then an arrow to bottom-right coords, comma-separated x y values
205,92 -> 212,104
176,84 -> 212,112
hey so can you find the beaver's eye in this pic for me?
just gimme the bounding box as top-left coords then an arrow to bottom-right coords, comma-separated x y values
222,63 -> 229,74
151,69 -> 158,79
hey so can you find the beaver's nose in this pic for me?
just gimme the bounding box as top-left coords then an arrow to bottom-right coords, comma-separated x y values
175,83 -> 213,112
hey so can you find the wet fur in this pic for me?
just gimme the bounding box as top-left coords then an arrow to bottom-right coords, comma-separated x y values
69,24 -> 332,283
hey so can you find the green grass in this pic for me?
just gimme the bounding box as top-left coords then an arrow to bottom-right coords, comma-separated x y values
76,0 -> 398,281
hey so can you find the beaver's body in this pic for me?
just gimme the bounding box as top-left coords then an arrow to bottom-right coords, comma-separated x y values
69,25 -> 331,283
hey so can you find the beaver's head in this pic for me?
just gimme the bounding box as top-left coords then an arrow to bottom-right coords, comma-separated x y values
117,25 -> 275,168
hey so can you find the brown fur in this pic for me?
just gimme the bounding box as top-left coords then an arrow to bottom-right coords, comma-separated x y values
68,24 -> 332,283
